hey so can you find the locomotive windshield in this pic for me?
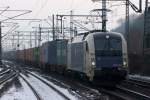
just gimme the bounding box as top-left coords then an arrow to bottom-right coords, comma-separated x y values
94,35 -> 122,56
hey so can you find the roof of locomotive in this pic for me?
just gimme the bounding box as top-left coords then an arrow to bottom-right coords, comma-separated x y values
70,30 -> 124,43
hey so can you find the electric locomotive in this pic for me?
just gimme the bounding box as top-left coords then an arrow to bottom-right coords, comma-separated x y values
67,30 -> 128,84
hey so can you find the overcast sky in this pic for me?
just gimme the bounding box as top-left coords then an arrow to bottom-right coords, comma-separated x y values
0,0 -> 97,18
0,0 -> 99,32
0,0 -> 145,29
0,0 -> 144,19
1,0 -> 145,50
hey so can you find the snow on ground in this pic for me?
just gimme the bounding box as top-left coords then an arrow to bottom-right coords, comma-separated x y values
0,70 -> 13,79
0,78 -> 13,90
21,73 -> 66,100
2,60 -> 13,64
4,64 -> 10,68
0,78 -> 36,100
30,72 -> 79,100
0,68 -> 3,72
130,74 -> 150,82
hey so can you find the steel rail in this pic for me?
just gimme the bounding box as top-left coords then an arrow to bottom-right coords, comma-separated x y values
116,85 -> 150,100
124,79 -> 150,89
0,71 -> 18,85
25,70 -> 70,100
99,88 -> 128,100
19,74 -> 42,100
0,68 -> 11,76
23,66 -> 93,100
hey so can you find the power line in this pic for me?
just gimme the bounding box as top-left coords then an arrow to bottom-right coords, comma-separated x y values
0,6 -> 9,16
34,0 -> 49,18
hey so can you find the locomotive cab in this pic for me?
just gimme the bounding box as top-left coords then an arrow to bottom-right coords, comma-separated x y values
67,30 -> 128,84
85,31 -> 128,82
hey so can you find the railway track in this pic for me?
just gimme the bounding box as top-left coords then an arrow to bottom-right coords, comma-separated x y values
20,64 -> 150,100
0,62 -> 95,100
23,66 -> 102,100
2,63 -> 42,100
23,70 -> 72,100
4,61 -> 150,100
0,73 -> 18,85
98,84 -> 150,100
19,66 -> 74,100
117,85 -> 150,100
0,71 -> 19,95
117,77 -> 150,99
0,63 -> 21,85
0,64 -> 41,100
99,88 -> 130,100
19,74 -> 42,100
0,68 -> 11,76
25,67 -> 117,100
3,62 -> 75,100
128,77 -> 150,88
97,77 -> 150,100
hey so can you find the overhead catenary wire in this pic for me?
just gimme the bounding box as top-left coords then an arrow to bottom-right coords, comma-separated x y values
0,6 -> 9,16
73,20 -> 90,31
34,0 -> 49,18
0,10 -> 32,22
2,25 -> 19,38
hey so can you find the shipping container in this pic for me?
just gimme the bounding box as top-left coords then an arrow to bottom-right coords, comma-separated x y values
24,49 -> 27,63
41,39 -> 68,66
33,47 -> 40,65
3,50 -> 17,61
26,48 -> 33,64
47,41 -> 57,65
30,48 -> 34,63
43,42 -> 50,64
57,40 -> 68,66
39,46 -> 43,66
26,49 -> 29,63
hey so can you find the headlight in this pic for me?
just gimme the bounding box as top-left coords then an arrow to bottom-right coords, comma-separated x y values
92,61 -> 95,66
123,61 -> 127,66
123,61 -> 128,68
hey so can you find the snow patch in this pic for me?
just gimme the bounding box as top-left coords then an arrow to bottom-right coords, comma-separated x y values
0,78 -> 36,100
30,72 -> 79,100
21,74 -> 66,100
130,74 -> 150,82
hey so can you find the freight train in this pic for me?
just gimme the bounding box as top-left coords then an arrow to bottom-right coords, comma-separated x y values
3,30 -> 128,84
